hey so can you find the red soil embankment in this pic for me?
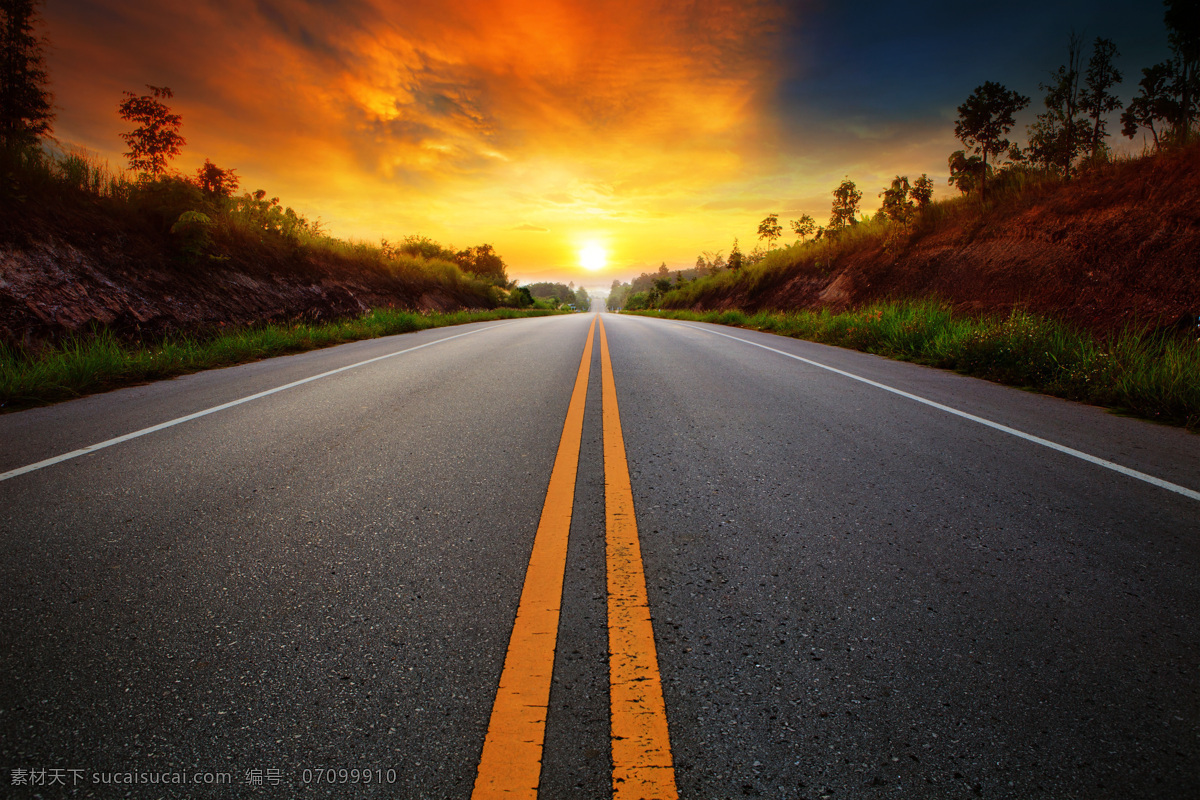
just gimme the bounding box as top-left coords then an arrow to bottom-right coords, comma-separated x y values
682,145 -> 1200,335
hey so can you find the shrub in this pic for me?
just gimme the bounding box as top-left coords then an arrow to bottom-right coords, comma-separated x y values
169,210 -> 213,262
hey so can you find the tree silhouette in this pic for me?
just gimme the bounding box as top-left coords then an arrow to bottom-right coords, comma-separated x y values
790,214 -> 816,241
911,174 -> 934,208
829,179 -> 861,230
1027,38 -> 1084,179
454,243 -> 508,285
947,150 -> 984,195
1081,38 -> 1123,161
1164,0 -> 1198,143
195,159 -> 239,198
0,0 -> 53,152
1122,4 -> 1199,149
118,86 -> 185,177
1122,62 -> 1176,148
728,238 -> 744,270
880,176 -> 914,230
955,82 -> 1029,199
757,214 -> 782,248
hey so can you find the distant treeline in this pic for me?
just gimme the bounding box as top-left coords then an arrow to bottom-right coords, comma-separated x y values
522,282 -> 591,310
608,264 -> 702,311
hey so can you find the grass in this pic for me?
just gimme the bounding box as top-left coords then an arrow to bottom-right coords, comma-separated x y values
654,142 -> 1200,315
658,215 -> 904,311
0,307 -> 562,411
633,302 -> 1200,430
3,146 -> 512,307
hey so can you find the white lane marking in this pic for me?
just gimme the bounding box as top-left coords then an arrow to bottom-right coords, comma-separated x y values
668,320 -> 1200,503
1,322 -> 513,483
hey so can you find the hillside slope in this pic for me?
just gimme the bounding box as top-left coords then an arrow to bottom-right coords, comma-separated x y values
0,186 -> 494,348
671,146 -> 1200,335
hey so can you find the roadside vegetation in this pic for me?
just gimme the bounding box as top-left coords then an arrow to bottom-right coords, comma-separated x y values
0,0 -> 589,409
0,129 -> 530,310
608,3 -> 1198,315
634,303 -> 1200,430
0,0 -> 541,330
523,282 -> 592,311
0,307 -> 560,411
608,5 -> 1199,431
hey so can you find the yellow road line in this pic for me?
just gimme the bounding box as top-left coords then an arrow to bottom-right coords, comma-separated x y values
472,316 -> 596,799
599,316 -> 679,800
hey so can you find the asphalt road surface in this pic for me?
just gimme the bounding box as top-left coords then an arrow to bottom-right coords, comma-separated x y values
1,312 -> 1197,799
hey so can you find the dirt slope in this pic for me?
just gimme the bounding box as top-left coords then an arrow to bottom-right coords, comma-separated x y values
680,145 -> 1200,335
0,191 -> 489,348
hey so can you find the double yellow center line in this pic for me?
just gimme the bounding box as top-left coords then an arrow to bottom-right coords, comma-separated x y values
472,316 -> 678,799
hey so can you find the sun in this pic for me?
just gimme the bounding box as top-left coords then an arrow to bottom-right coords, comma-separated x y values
579,242 -> 607,271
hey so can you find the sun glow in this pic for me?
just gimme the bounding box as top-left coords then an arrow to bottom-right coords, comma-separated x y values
579,242 -> 607,271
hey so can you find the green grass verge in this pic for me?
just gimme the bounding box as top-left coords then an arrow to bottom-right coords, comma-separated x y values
1,307 -> 563,411
633,303 -> 1200,431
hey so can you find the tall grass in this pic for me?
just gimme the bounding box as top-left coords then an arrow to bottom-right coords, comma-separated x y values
2,145 -> 133,200
51,148 -> 132,197
635,303 -> 1200,430
0,307 -> 560,410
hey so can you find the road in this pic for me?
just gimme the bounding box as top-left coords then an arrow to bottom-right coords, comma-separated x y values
1,312 -> 1197,799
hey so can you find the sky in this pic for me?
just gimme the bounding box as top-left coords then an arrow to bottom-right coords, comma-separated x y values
42,0 -> 1174,289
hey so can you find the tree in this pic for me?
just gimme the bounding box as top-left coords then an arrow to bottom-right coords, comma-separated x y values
1081,38 -> 1122,162
0,0 -> 53,152
728,238 -> 744,270
955,81 -> 1029,199
396,234 -> 456,261
757,214 -> 782,248
880,176 -> 914,229
1122,62 -> 1176,148
697,250 -> 725,274
195,159 -> 239,198
527,281 -> 576,306
510,286 -> 534,307
574,286 -> 591,311
1121,5 -> 1199,148
228,188 -> 314,241
1164,0 -> 1199,143
455,243 -> 508,285
607,279 -> 632,311
911,174 -> 934,208
829,178 -> 861,230
790,213 -> 816,241
947,150 -> 984,195
1026,38 -> 1084,178
118,86 -> 185,177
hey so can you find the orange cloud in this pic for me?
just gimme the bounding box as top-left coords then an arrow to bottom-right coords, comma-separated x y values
44,0 -> 959,286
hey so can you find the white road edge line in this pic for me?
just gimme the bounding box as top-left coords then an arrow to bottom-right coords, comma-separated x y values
1,322 -> 514,483
668,319 -> 1200,504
